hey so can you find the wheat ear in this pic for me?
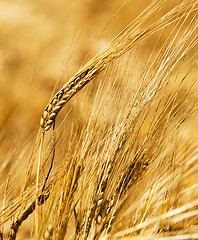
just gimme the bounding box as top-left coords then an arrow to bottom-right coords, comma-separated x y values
40,0 -> 197,132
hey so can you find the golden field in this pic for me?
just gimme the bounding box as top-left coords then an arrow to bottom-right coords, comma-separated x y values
0,0 -> 197,239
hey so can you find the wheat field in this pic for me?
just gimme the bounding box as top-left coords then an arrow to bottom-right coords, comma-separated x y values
0,0 -> 198,239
